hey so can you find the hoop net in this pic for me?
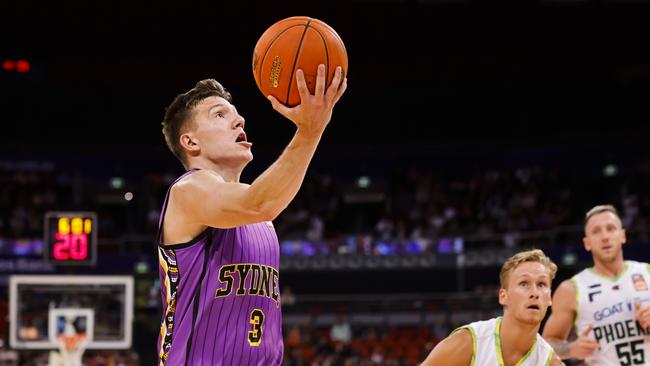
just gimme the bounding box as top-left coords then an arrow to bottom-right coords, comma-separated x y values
55,333 -> 87,366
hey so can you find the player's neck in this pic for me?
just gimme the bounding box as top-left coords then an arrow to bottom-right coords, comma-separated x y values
189,160 -> 242,182
592,256 -> 626,279
499,315 -> 539,364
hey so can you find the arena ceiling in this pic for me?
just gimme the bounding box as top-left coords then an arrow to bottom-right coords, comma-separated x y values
2,1 -> 649,149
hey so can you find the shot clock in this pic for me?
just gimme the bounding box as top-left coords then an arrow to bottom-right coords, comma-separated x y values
44,212 -> 97,266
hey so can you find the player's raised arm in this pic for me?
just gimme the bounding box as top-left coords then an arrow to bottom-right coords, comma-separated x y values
420,329 -> 474,366
543,279 -> 598,360
172,65 -> 346,229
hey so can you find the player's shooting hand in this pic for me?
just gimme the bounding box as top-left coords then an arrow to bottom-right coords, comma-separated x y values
267,64 -> 347,138
569,324 -> 599,360
634,302 -> 650,328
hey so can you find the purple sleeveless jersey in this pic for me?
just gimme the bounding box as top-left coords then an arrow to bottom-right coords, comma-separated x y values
157,170 -> 283,365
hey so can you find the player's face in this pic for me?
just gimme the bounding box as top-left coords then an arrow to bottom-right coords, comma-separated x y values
189,96 -> 253,166
499,262 -> 552,325
583,212 -> 626,264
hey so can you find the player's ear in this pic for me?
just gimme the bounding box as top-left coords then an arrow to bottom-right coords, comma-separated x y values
180,133 -> 200,154
498,288 -> 507,306
582,236 -> 592,252
621,228 -> 627,246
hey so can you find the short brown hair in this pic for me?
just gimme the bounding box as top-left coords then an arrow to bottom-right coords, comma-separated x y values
499,249 -> 558,289
585,204 -> 620,225
161,79 -> 232,168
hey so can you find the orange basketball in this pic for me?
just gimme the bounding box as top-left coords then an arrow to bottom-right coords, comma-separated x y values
252,16 -> 348,107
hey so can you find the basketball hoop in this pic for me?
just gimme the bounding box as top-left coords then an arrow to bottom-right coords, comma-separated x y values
46,308 -> 94,366
54,333 -> 88,366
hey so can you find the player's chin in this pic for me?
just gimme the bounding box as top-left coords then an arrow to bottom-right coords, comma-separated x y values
522,317 -> 542,325
518,312 -> 544,324
597,252 -> 618,263
231,152 -> 254,167
238,150 -> 254,162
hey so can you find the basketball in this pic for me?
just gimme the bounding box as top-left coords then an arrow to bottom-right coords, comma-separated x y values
252,16 -> 348,107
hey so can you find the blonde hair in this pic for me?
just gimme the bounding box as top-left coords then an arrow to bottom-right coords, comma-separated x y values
585,204 -> 620,225
499,249 -> 558,289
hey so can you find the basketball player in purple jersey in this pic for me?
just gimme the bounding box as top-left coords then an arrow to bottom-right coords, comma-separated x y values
157,64 -> 347,366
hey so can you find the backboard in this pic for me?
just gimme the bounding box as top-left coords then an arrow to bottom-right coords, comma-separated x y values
9,275 -> 133,349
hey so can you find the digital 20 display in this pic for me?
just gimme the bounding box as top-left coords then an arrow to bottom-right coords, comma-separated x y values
44,212 -> 97,266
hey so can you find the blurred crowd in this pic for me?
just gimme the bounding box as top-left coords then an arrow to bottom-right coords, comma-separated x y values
1,148 -> 649,255
283,323 -> 437,366
3,146 -> 644,365
280,289 -> 503,366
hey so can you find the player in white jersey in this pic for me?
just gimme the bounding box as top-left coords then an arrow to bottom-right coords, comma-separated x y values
421,249 -> 565,366
543,205 -> 650,365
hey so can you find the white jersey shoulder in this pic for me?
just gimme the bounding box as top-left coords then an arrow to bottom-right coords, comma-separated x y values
459,317 -> 554,366
572,260 -> 650,366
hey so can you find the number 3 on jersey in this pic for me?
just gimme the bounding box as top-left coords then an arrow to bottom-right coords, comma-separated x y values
248,309 -> 265,347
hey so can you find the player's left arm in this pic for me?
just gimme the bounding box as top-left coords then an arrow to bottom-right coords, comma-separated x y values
636,263 -> 650,328
420,328 -> 473,366
550,352 -> 567,366
635,302 -> 650,328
